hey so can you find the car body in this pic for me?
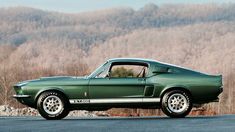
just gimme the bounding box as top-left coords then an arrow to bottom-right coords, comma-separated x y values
13,58 -> 223,119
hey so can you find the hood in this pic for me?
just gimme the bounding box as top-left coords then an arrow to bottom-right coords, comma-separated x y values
15,76 -> 87,86
39,76 -> 83,81
36,76 -> 88,85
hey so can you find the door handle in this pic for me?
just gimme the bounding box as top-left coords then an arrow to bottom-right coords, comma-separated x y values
138,78 -> 145,81
138,78 -> 145,83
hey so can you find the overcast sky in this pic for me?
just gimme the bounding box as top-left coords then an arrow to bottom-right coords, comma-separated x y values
0,0 -> 235,13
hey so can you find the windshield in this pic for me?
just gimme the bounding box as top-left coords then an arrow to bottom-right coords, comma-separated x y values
88,61 -> 109,78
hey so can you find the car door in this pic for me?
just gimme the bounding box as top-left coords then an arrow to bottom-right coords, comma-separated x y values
88,62 -> 148,104
89,77 -> 146,99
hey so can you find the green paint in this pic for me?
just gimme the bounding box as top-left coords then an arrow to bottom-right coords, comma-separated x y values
13,58 -> 223,110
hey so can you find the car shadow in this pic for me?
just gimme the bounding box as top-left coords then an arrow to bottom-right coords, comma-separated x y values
62,115 -> 221,121
10,115 -> 223,122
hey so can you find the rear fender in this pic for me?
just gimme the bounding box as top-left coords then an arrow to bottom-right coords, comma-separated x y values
160,85 -> 191,99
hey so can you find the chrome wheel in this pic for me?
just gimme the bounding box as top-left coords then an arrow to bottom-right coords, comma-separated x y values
42,95 -> 63,115
167,93 -> 188,113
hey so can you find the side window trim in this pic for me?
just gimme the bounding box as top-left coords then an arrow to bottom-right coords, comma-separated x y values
109,62 -> 149,78
95,62 -> 112,78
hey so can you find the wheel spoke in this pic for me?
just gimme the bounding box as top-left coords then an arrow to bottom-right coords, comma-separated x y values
43,95 -> 63,115
167,93 -> 188,113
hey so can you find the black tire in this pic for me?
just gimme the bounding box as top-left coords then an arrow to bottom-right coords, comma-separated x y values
161,90 -> 192,118
37,91 -> 69,120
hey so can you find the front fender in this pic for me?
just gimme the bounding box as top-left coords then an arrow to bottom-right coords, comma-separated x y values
34,87 -> 67,101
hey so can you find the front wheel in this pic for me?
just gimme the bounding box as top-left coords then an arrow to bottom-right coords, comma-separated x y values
161,90 -> 192,118
37,91 -> 69,120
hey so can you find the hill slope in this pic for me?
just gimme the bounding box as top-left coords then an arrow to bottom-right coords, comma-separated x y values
0,4 -> 234,115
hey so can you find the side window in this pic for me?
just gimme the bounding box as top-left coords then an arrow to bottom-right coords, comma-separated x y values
110,64 -> 148,78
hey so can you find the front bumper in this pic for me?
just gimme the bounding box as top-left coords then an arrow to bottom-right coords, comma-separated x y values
13,95 -> 31,105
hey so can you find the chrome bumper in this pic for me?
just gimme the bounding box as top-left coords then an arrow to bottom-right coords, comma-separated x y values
219,86 -> 223,93
13,95 -> 30,98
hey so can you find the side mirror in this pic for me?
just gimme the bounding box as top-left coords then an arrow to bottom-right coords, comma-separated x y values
152,67 -> 169,74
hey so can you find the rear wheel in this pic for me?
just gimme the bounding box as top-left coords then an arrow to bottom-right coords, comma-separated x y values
37,91 -> 69,120
161,90 -> 192,118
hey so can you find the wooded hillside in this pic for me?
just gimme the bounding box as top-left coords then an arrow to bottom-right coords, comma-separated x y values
0,3 -> 234,115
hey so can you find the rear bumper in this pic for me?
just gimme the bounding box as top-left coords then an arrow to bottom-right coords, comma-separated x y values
193,86 -> 223,104
212,86 -> 223,102
219,86 -> 223,94
211,98 -> 220,102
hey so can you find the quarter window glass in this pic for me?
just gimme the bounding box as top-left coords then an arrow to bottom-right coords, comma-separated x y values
96,67 -> 109,78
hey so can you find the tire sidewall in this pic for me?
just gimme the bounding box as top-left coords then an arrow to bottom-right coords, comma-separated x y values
37,91 -> 69,120
161,90 -> 192,118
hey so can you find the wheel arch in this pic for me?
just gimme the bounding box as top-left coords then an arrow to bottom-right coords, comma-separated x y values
160,86 -> 193,102
34,87 -> 69,106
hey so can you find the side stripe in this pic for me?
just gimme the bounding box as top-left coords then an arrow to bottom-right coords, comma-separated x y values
143,98 -> 160,102
69,98 -> 160,104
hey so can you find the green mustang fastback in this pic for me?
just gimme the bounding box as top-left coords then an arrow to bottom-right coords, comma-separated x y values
13,58 -> 223,119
